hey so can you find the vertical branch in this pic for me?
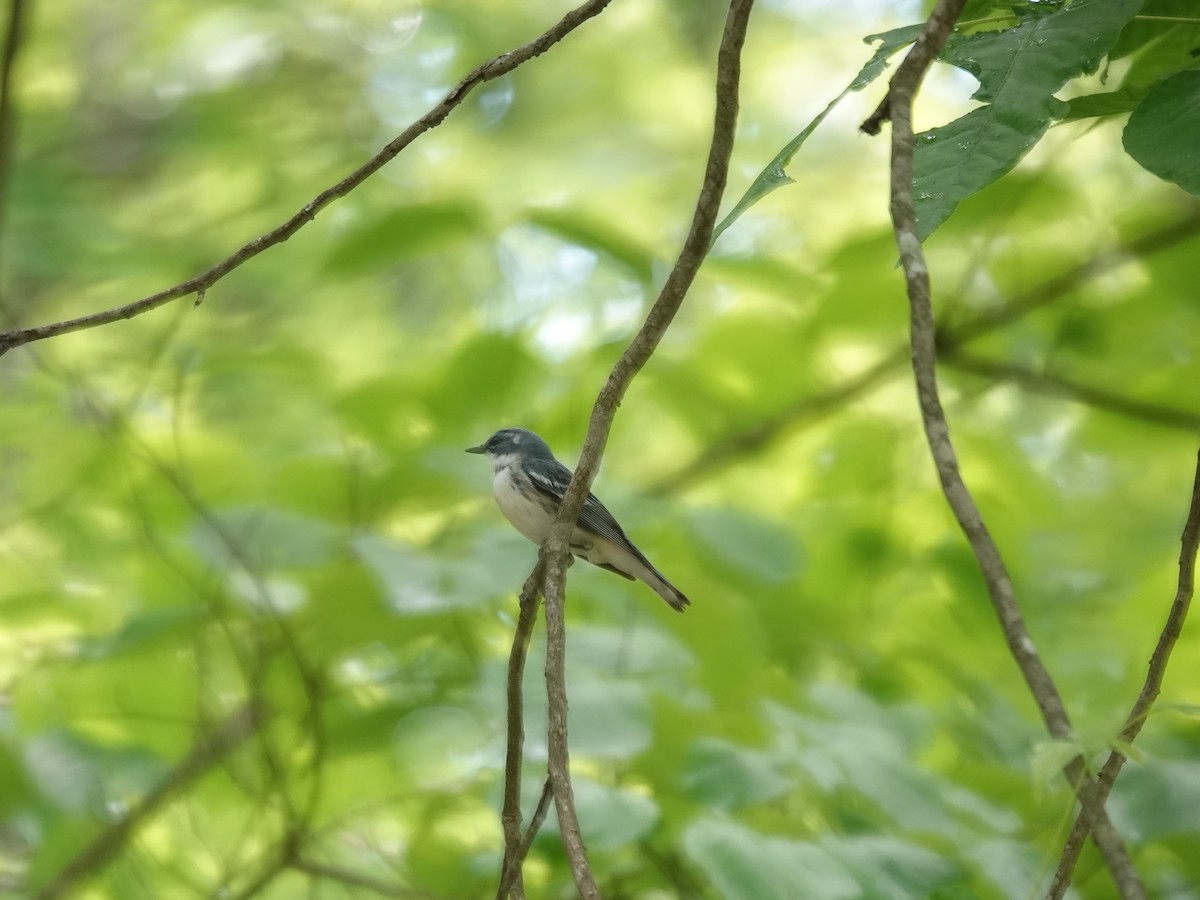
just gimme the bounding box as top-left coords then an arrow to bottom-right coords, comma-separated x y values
496,560 -> 546,900
536,0 -> 755,895
863,2 -> 1145,898
1047,448 -> 1200,898
0,0 -> 31,284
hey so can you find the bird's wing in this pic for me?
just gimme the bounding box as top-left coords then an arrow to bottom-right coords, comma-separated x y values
523,458 -> 633,549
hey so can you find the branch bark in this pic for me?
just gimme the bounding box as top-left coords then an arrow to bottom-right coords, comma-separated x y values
534,0 -> 754,896
0,0 -> 614,357
866,1 -> 1144,897
32,703 -> 263,900
1046,447 -> 1200,899
496,560 -> 546,900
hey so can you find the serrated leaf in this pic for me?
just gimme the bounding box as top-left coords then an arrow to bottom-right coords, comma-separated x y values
914,0 -> 1140,238
1124,69 -> 1200,195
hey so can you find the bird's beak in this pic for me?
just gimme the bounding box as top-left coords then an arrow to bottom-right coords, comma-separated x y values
465,444 -> 486,454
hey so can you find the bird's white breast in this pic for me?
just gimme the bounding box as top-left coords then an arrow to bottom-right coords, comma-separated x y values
492,463 -> 554,544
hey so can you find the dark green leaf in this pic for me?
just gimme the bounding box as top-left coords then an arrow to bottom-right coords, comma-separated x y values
1124,69 -> 1200,194
915,0 -> 1140,238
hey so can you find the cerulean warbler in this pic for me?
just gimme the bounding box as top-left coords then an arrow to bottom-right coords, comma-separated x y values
467,428 -> 689,611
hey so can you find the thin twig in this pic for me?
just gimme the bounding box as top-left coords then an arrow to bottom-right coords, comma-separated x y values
869,0 -> 1145,897
32,703 -> 263,900
655,207 -> 1200,493
496,560 -> 546,900
943,351 -> 1200,433
496,778 -> 553,900
1046,448 -> 1200,898
0,0 -> 614,356
537,1 -> 754,896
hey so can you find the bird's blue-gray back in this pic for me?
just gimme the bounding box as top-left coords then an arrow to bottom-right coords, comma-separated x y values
522,457 -> 638,554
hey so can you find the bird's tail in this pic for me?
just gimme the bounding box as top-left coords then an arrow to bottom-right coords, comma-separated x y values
641,564 -> 690,612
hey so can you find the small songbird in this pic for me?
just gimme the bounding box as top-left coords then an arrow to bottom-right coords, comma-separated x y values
467,428 -> 689,611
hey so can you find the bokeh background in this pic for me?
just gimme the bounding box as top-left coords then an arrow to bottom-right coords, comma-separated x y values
2,0 -> 1199,897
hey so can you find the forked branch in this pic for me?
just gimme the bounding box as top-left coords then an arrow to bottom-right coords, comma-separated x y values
528,0 -> 755,896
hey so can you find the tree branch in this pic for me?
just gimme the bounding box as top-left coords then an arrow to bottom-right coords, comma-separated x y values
654,207 -> 1200,494
1047,447 -> 1200,898
496,778 -> 553,900
534,0 -> 754,895
867,1 -> 1145,897
32,703 -> 263,900
0,0 -> 615,357
496,560 -> 546,900
942,350 -> 1200,433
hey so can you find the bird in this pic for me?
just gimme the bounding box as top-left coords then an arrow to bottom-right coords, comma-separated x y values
467,428 -> 689,611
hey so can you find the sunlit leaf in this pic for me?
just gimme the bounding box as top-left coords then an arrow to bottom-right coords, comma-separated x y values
914,0 -> 1140,238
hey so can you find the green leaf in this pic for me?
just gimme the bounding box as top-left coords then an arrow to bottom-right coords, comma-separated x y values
1064,84 -> 1151,120
76,606 -> 206,661
710,24 -> 922,246
1108,759 -> 1200,840
352,534 -> 499,614
683,818 -> 859,900
568,678 -> 654,759
1124,69 -> 1200,195
681,737 -> 792,810
392,706 -> 492,788
323,202 -> 484,274
686,508 -> 800,583
522,208 -> 655,283
188,507 -> 339,572
569,777 -> 659,849
914,0 -> 1140,238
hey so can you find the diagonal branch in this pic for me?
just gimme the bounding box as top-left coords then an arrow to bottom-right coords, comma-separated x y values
32,703 -> 263,900
1047,448 -> 1200,899
866,0 -> 1145,897
0,0 -> 615,357
496,778 -> 553,900
534,0 -> 754,896
942,350 -> 1200,433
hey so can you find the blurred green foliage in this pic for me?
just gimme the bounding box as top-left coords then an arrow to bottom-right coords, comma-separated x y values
1,0 -> 1199,898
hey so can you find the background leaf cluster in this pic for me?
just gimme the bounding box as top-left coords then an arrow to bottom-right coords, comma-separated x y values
1,1 -> 1199,898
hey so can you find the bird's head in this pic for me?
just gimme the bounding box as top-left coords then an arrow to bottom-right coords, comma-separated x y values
466,428 -> 555,463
